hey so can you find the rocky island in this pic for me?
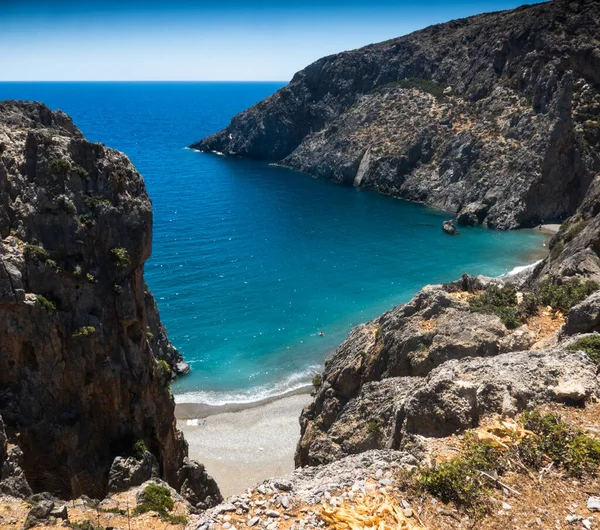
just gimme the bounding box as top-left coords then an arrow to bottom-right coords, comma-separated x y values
2,0 -> 600,528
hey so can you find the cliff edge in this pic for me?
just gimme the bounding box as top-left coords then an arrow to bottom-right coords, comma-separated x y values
192,0 -> 600,229
0,101 -> 220,508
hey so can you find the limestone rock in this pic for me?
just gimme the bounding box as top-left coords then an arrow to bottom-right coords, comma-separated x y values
563,291 -> 600,335
107,451 -> 159,493
176,457 -> 223,510
0,101 -> 217,502
192,0 -> 600,229
442,220 -> 458,235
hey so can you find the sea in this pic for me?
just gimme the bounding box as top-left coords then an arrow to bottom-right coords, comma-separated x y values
0,82 -> 547,405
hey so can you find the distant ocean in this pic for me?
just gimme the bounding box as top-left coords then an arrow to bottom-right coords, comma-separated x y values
0,82 -> 547,405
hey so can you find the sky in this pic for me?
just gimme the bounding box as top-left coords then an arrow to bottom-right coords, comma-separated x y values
0,0 -> 540,81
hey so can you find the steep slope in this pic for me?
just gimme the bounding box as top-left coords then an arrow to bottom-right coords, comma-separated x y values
0,101 -> 219,507
193,0 -> 600,228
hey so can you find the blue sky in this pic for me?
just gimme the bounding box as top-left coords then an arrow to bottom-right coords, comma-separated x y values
1,0 -> 539,81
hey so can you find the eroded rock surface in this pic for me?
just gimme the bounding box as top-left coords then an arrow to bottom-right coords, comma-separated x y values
193,0 -> 600,229
0,101 -> 219,507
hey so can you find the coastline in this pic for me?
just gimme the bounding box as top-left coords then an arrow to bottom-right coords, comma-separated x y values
177,391 -> 312,497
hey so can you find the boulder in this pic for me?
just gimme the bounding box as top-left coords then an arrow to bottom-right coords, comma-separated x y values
24,500 -> 54,529
442,220 -> 459,235
176,458 -> 223,510
1,446 -> 33,498
457,202 -> 488,226
107,451 -> 159,493
563,291 -> 600,335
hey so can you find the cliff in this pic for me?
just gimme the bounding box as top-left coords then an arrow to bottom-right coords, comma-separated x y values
192,0 -> 600,228
0,101 -> 220,507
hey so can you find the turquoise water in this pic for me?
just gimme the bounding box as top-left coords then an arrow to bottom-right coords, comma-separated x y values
0,83 -> 547,404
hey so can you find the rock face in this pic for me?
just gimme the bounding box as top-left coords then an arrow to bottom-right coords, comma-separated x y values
0,101 -> 218,506
295,272 -> 599,467
192,0 -> 600,229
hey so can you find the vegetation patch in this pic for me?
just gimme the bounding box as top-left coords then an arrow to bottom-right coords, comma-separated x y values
111,247 -> 130,268
56,195 -> 76,216
550,240 -> 565,260
49,157 -> 71,174
366,421 -> 381,439
23,244 -> 49,264
566,335 -> 600,364
83,194 -> 110,210
158,360 -> 171,380
132,439 -> 149,460
72,326 -> 96,338
469,284 -> 526,329
70,521 -> 103,530
36,294 -> 56,312
419,411 -> 600,518
536,277 -> 598,312
79,214 -> 95,228
372,77 -> 446,100
134,483 -> 179,523
312,374 -> 322,389
72,164 -> 89,179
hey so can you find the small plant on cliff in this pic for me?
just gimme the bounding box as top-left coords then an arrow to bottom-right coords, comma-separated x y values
550,240 -> 565,260
312,374 -> 322,388
132,439 -> 149,460
86,273 -> 96,283
113,283 -> 123,295
158,360 -> 171,380
72,164 -> 89,179
56,195 -> 76,216
566,335 -> 600,364
36,294 -> 56,312
70,521 -> 103,530
49,157 -> 71,174
23,244 -> 49,264
72,326 -> 96,338
73,265 -> 82,277
111,247 -> 130,268
366,421 -> 381,439
134,483 -> 177,522
83,194 -> 110,210
79,214 -> 95,228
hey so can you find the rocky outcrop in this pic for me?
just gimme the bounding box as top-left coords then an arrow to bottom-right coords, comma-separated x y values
193,0 -> 600,229
0,101 -> 218,506
295,268 -> 600,466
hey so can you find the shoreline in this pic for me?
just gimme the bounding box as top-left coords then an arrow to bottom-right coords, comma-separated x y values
177,391 -> 312,497
175,384 -> 313,419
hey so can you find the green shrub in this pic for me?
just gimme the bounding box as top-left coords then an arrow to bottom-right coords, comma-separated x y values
564,219 -> 587,242
373,77 -> 446,100
566,335 -> 600,364
49,157 -> 71,174
133,439 -> 149,460
312,374 -> 322,388
158,360 -> 171,379
134,483 -> 175,518
111,247 -> 130,268
536,278 -> 598,312
70,521 -> 103,530
56,195 -> 76,215
420,412 -> 600,518
366,421 -> 381,438
113,283 -> 123,295
520,411 -> 600,477
85,273 -> 96,283
36,294 -> 56,311
550,240 -> 565,260
83,194 -> 110,210
79,214 -> 95,228
72,326 -> 96,338
73,265 -> 82,277
469,284 -> 523,329
72,164 -> 89,179
146,331 -> 154,340
24,244 -> 49,264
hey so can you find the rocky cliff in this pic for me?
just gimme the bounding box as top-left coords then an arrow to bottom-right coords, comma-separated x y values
193,0 -> 600,229
0,101 -> 220,507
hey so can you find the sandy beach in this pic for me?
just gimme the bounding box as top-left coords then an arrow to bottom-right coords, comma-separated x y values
176,391 -> 312,498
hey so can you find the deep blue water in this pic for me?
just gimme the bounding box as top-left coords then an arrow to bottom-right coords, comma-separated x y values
0,82 -> 547,404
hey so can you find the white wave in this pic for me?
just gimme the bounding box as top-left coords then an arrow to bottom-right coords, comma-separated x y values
504,259 -> 543,277
174,365 -> 320,406
212,150 -> 224,156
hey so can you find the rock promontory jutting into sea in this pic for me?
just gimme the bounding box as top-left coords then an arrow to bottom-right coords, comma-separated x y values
193,0 -> 599,230
0,101 -> 221,510
2,0 -> 600,527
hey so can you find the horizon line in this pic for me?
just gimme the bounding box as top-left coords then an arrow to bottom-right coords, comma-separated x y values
0,80 -> 289,83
